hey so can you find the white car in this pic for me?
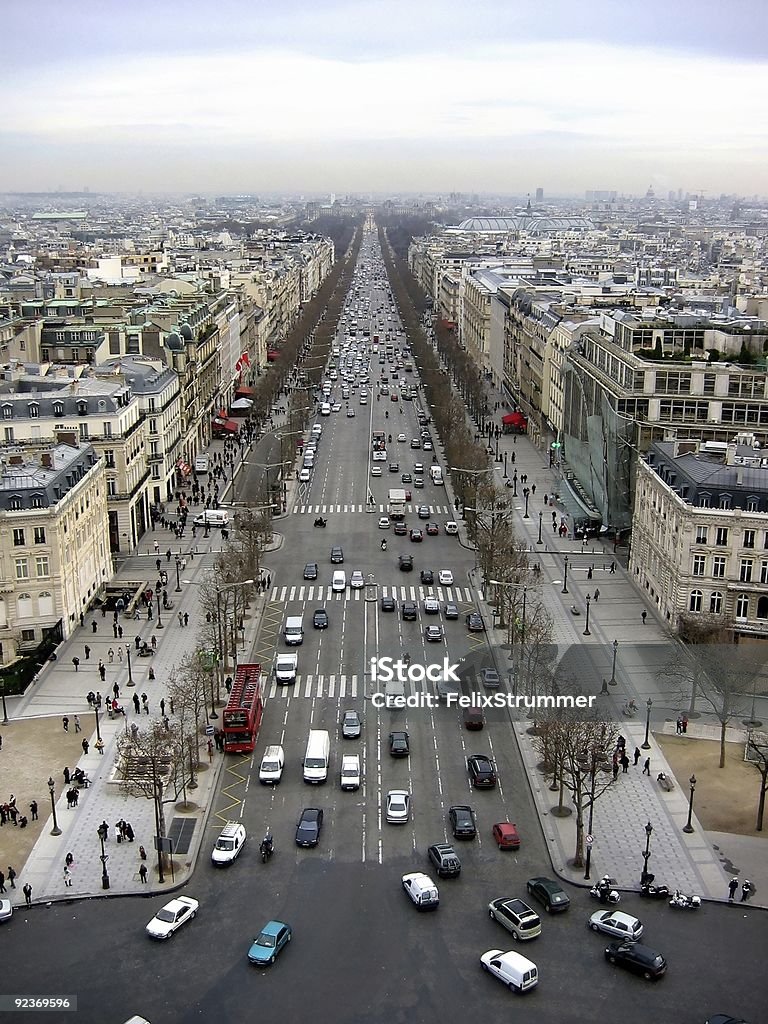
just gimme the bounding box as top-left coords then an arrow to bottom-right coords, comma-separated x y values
371,466 -> 382,476
211,822 -> 247,866
438,570 -> 454,586
480,949 -> 539,992
299,468 -> 311,483
589,910 -> 644,941
386,789 -> 411,824
397,433 -> 407,442
145,896 -> 199,939
372,450 -> 387,461
378,516 -> 391,529
444,521 -> 459,535
350,571 -> 365,588
423,598 -> 440,615
0,899 -> 12,923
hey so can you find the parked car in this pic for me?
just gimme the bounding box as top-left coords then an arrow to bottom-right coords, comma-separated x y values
448,805 -> 476,839
295,808 -> 323,847
467,754 -> 497,788
604,942 -> 667,980
389,731 -> 410,757
247,921 -> 292,965
492,822 -> 521,850
444,521 -> 459,535
526,877 -> 570,914
427,843 -> 461,878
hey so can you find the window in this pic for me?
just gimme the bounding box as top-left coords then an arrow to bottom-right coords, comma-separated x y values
712,556 -> 727,579
9,496 -> 22,510
719,494 -> 732,510
31,493 -> 44,508
743,529 -> 756,549
34,526 -> 46,544
79,423 -> 89,440
747,497 -> 760,512
53,402 -> 64,416
103,422 -> 112,437
13,528 -> 25,546
689,590 -> 702,613
698,495 -> 711,508
35,556 -> 50,578
695,525 -> 708,544
20,629 -> 35,643
2,405 -> 12,419
692,554 -> 706,576
3,427 -> 13,443
761,562 -> 768,585
107,478 -> 117,497
104,450 -> 115,468
15,558 -> 29,580
736,594 -> 750,618
715,527 -> 729,546
740,559 -> 753,583
28,403 -> 40,418
709,592 -> 723,615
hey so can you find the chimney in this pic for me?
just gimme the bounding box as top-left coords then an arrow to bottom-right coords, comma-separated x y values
41,452 -> 53,469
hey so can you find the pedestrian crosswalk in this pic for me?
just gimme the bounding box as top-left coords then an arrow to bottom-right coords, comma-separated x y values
293,503 -> 454,516
269,584 -> 477,604
263,674 -> 362,700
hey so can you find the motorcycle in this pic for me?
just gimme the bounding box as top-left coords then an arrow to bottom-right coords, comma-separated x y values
314,517 -> 327,528
669,889 -> 701,910
589,876 -> 620,905
640,882 -> 670,900
388,434 -> 392,443
260,834 -> 274,863
381,539 -> 387,550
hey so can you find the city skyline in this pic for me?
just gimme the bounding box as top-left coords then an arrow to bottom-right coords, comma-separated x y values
2,0 -> 767,196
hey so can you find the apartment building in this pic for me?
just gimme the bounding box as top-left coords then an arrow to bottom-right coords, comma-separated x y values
630,435 -> 768,638
0,438 -> 111,665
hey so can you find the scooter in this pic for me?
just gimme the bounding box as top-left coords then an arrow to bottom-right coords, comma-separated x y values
260,834 -> 274,863
640,882 -> 670,900
381,539 -> 387,550
589,876 -> 620,905
314,517 -> 327,528
669,890 -> 701,909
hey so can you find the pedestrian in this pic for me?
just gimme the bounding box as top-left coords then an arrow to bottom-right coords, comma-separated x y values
728,877 -> 739,902
95,691 -> 102,707
117,646 -> 123,662
166,548 -> 172,562
207,737 -> 214,761
151,635 -> 157,651
587,567 -> 593,580
183,612 -> 189,627
125,822 -> 134,842
80,612 -> 85,627
621,754 -> 629,773
155,557 -> 162,572
178,612 -> 183,627
641,610 -> 647,625
0,871 -> 5,893
29,800 -> 38,821
62,716 -> 69,732
7,866 -> 16,888
113,682 -> 120,699
74,714 -> 81,733
154,540 -> 159,554
531,484 -> 536,495
139,844 -> 147,860
610,561 -> 616,574
160,698 -> 166,717
135,635 -> 141,651
72,657 -> 80,672
133,693 -> 140,713
99,663 -> 106,682
141,693 -> 149,714
23,882 -> 32,907
633,746 -> 641,766
112,622 -> 119,638
642,757 -> 651,775
84,644 -> 91,660
81,738 -> 89,755
169,696 -> 174,715
741,880 -> 752,902
676,716 -> 682,734
681,714 -> 688,734
63,866 -> 72,887
225,675 -> 233,693
91,620 -> 98,633
65,852 -> 74,868
118,624 -> 123,639
139,863 -> 148,883
95,739 -> 104,755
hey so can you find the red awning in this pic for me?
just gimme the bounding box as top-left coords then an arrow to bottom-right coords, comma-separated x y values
176,459 -> 192,476
235,385 -> 255,397
213,418 -> 240,435
502,412 -> 526,425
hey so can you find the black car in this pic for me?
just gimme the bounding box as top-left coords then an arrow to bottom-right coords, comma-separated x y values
312,608 -> 329,629
381,595 -> 396,612
466,611 -> 485,632
526,876 -> 571,914
604,942 -> 667,980
389,462 -> 399,473
394,522 -> 408,536
303,562 -> 318,580
401,473 -> 412,483
467,754 -> 497,788
448,805 -> 476,839
295,807 -> 324,847
330,546 -> 344,564
402,602 -> 418,621
420,569 -> 434,585
399,554 -> 414,572
389,731 -> 410,757
428,843 -> 461,878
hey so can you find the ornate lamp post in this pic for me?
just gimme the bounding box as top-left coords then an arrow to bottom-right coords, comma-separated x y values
537,510 -> 543,544
641,821 -> 653,885
609,639 -> 619,685
47,777 -> 61,837
155,589 -> 164,629
682,774 -> 697,834
94,701 -> 101,742
175,557 -> 182,593
583,594 -> 592,636
562,554 -> 569,594
512,470 -> 518,497
98,826 -> 110,889
642,697 -> 653,749
125,644 -> 134,687
523,487 -> 530,519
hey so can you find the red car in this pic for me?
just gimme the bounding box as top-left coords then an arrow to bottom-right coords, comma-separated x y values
492,822 -> 521,850
425,522 -> 439,536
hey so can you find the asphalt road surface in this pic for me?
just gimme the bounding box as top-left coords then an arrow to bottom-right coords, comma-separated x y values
4,227 -> 767,1024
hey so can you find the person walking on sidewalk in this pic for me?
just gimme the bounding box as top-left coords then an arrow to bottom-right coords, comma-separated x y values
642,757 -> 651,775
641,610 -> 647,625
741,880 -> 752,902
681,714 -> 688,734
63,866 -> 72,888
29,800 -> 38,821
81,738 -> 89,755
0,871 -> 5,893
139,863 -> 148,883
99,662 -> 106,682
7,866 -> 16,889
728,877 -> 739,902
133,693 -> 141,713
108,648 -> 114,663
621,753 -> 629,773
71,657 -> 80,672
62,716 -> 69,732
74,715 -> 81,733
23,882 -> 32,907
142,693 -> 149,714
676,716 -> 683,734
633,746 -> 641,766
113,682 -> 120,700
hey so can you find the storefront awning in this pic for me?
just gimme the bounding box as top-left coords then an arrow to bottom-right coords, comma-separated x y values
230,397 -> 253,411
212,418 -> 240,435
176,459 -> 192,476
235,385 -> 255,397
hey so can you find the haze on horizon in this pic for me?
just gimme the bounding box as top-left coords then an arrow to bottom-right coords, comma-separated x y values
2,0 -> 767,197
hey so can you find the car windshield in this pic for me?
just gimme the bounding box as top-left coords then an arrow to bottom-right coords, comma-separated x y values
255,934 -> 276,947
155,908 -> 176,923
216,839 -> 234,850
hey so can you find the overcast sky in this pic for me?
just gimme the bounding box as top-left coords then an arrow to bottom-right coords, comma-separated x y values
2,0 -> 767,196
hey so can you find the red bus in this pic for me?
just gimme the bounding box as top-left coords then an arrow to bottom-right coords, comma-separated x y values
222,663 -> 263,754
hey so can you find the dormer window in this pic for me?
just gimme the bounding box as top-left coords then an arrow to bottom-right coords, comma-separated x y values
28,403 -> 40,418
30,494 -> 43,509
2,405 -> 12,420
53,402 -> 64,416
719,494 -> 732,510
9,496 -> 22,510
77,401 -> 88,415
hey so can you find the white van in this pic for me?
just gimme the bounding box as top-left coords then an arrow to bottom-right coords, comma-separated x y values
479,950 -> 538,992
320,403 -> 331,416
194,454 -> 210,474
284,615 -> 304,645
430,465 -> 443,485
332,570 -> 346,592
193,509 -> 230,528
340,754 -> 360,791
259,745 -> 285,784
303,729 -> 330,784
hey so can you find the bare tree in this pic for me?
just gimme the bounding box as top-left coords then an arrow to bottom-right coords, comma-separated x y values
746,731 -> 768,831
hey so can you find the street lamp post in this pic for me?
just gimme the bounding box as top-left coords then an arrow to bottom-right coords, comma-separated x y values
155,589 -> 164,629
609,639 -> 618,685
125,644 -> 134,687
523,488 -> 530,519
98,827 -> 110,889
583,594 -> 592,636
0,680 -> 7,724
641,821 -> 653,885
562,554 -> 569,594
642,698 -> 653,749
94,702 -> 101,742
682,774 -> 697,834
512,470 -> 518,497
495,436 -> 501,462
537,510 -> 543,544
503,451 -> 508,477
175,557 -> 182,593
584,748 -> 598,880
47,777 -> 61,837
